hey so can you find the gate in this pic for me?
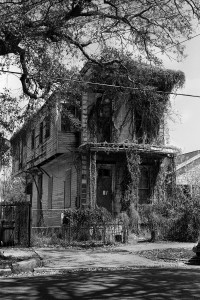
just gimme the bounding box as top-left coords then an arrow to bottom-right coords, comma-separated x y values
0,203 -> 31,247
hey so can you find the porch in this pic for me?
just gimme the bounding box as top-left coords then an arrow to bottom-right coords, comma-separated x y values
79,142 -> 177,214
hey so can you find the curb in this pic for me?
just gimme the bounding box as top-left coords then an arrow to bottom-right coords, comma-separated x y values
0,268 -> 12,276
0,258 -> 42,276
32,263 -> 200,275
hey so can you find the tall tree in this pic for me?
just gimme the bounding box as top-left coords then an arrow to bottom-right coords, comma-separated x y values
0,1 -> 199,109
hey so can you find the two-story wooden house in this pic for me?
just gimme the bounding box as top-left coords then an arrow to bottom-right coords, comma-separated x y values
10,61 -> 184,227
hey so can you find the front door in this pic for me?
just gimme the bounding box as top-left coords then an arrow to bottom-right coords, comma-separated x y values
96,165 -> 114,213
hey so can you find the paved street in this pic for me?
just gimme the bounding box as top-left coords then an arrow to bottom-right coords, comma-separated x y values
33,242 -> 195,271
1,242 -> 199,299
1,268 -> 200,299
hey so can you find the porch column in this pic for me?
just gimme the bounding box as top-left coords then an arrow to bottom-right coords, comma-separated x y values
89,151 -> 97,208
81,153 -> 88,208
81,92 -> 88,143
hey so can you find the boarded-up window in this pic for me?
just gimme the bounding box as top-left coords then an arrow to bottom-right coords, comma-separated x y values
47,176 -> 53,209
64,169 -> 72,208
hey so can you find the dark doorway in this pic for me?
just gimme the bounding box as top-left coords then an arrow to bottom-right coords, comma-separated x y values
97,165 -> 114,213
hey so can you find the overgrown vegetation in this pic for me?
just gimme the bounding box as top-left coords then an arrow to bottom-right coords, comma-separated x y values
62,207 -> 129,244
0,0 -> 197,103
135,188 -> 200,243
31,207 -> 129,247
87,53 -> 185,144
1,174 -> 27,203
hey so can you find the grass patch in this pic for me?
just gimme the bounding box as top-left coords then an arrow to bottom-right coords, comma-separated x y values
135,248 -> 194,263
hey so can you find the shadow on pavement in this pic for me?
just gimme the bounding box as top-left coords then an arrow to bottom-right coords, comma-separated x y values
1,268 -> 200,299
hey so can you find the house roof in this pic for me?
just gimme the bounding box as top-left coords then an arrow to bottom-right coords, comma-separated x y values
176,150 -> 200,171
79,142 -> 179,156
81,60 -> 185,93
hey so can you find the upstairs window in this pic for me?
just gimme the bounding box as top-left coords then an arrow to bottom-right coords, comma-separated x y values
138,166 -> 151,204
31,129 -> 35,149
39,121 -> 43,144
61,104 -> 80,132
19,140 -> 23,168
45,116 -> 51,139
97,97 -> 112,142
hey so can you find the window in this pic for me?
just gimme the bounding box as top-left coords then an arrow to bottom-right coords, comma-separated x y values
47,176 -> 53,209
39,122 -> 43,144
98,168 -> 111,177
25,182 -> 32,195
45,116 -> 51,139
96,96 -> 112,142
22,134 -> 26,147
64,169 -> 71,208
38,173 -> 43,199
19,140 -> 23,169
138,166 -> 151,204
31,129 -> 35,149
61,104 -> 80,132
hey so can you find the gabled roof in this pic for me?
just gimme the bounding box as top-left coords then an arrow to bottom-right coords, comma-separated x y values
176,150 -> 200,171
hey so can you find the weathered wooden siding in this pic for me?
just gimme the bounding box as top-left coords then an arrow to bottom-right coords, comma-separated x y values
12,100 -> 79,177
57,132 -> 77,153
31,153 -> 78,226
12,104 -> 59,175
26,107 -> 58,170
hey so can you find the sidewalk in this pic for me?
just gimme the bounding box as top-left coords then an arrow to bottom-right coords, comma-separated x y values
0,241 -> 198,276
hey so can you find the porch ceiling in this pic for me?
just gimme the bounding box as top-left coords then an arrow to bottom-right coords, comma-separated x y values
79,142 -> 179,156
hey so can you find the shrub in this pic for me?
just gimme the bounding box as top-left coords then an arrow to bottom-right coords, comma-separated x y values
138,204 -> 165,241
127,203 -> 140,234
138,189 -> 200,242
165,194 -> 200,242
63,207 -> 113,227
63,207 -> 113,242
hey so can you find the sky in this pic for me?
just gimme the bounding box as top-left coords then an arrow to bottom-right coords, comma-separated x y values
1,35 -> 200,154
163,34 -> 200,154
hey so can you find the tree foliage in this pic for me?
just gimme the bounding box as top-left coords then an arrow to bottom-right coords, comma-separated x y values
1,173 -> 27,203
0,0 -> 199,100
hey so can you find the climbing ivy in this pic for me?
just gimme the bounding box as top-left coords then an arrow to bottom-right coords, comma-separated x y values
87,50 -> 185,144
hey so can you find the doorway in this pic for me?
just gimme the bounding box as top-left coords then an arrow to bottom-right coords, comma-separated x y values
96,164 -> 114,213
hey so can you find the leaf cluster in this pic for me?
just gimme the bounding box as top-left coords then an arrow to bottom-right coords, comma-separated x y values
0,0 -> 197,100
87,51 -> 185,143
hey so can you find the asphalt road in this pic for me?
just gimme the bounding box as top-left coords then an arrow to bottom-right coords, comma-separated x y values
1,268 -> 200,300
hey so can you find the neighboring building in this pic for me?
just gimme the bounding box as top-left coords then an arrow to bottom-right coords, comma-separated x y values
176,150 -> 200,195
10,61 -> 184,227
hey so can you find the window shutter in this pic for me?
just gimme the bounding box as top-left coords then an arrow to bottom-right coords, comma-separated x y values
48,176 -> 53,209
64,169 -> 72,208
